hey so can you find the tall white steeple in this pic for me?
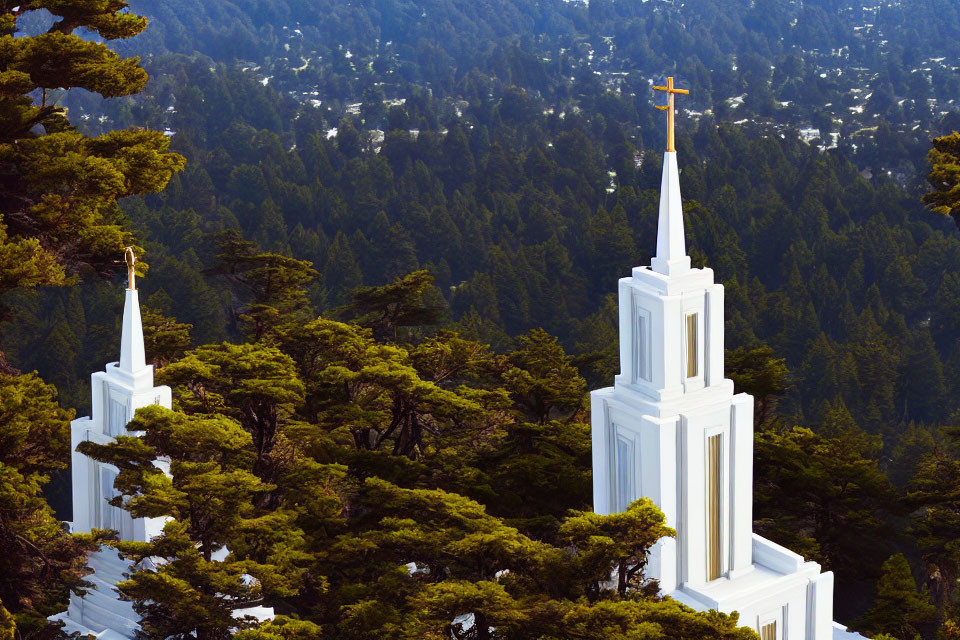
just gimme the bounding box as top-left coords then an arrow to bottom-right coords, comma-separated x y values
117,247 -> 148,380
53,251 -> 173,639
119,293 -> 146,374
70,247 -> 169,537
589,84 -> 859,638
53,249 -> 276,638
650,151 -> 691,276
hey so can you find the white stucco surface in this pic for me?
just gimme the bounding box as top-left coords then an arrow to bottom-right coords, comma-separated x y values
591,150 -> 866,639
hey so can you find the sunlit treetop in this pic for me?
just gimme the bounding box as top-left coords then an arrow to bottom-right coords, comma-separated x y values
0,0 -> 184,349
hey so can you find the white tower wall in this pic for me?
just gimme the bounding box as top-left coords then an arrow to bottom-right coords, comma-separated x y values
591,149 -> 861,640
54,288 -> 171,639
70,289 -> 171,542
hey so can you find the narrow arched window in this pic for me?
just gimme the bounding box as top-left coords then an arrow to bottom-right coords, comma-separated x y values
686,313 -> 698,378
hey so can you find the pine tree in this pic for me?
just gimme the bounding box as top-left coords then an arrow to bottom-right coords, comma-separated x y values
907,439 -> 960,615
0,2 -> 184,363
341,270 -> 446,343
275,317 -> 502,459
157,343 -> 305,483
141,307 -> 192,368
236,616 -> 324,640
725,345 -> 789,428
322,232 -> 363,308
502,329 -> 586,424
856,554 -> 935,639
0,373 -> 100,633
559,498 -> 674,598
924,132 -> 960,229
79,406 -> 305,640
753,414 -> 896,592
208,231 -> 317,342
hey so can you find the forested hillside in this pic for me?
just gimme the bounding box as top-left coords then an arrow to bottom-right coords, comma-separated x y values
4,0 -> 960,637
66,0 -> 960,186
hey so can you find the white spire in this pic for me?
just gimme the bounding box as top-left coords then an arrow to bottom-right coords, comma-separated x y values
650,151 -> 691,276
119,289 -> 147,374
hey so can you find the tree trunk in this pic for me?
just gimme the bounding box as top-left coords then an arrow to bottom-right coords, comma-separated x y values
475,611 -> 490,640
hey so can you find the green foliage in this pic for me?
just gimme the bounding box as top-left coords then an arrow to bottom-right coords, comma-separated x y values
0,1 -> 184,343
235,615 -> 324,640
559,498 -> 675,598
539,599 -> 757,640
0,373 -> 98,626
342,270 -> 446,343
856,554 -> 936,639
313,479 -> 737,640
906,431 -> 960,617
726,345 -> 789,428
79,405 -> 305,640
476,419 -> 592,540
209,231 -> 318,342
158,342 -> 305,482
925,132 -> 960,228
503,329 -> 586,424
278,317 -> 504,459
142,306 -> 192,367
753,408 -> 897,603
940,620 -> 960,639
0,602 -> 13,640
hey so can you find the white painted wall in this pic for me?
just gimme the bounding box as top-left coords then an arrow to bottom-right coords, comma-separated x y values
589,150 -> 852,639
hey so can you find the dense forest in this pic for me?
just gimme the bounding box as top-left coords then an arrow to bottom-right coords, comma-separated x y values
5,0 -> 960,638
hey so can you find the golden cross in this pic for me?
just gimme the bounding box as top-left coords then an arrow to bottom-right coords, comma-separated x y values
124,247 -> 136,291
652,76 -> 690,152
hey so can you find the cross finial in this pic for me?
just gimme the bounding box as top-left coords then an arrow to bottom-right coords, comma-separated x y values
652,76 -> 690,153
124,247 -> 136,291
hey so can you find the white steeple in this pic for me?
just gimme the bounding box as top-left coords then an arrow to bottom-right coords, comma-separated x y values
649,77 -> 691,277
53,250 -> 276,637
650,151 -> 691,276
119,247 -> 146,375
55,250 -> 174,638
119,289 -> 147,374
588,87 -> 859,637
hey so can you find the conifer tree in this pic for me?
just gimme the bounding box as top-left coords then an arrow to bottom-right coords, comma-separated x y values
502,329 -> 586,424
753,408 -> 896,593
924,132 -> 960,228
141,307 -> 192,368
907,437 -> 960,615
725,345 -> 789,428
78,406 -> 305,640
208,231 -> 317,342
559,498 -> 674,599
0,374 -> 100,635
236,616 -> 324,640
856,554 -> 935,639
0,1 -> 184,362
275,317 -> 503,459
341,270 -> 446,343
157,342 -> 305,484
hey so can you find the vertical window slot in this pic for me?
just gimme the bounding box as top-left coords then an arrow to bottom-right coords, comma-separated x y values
707,433 -> 722,580
634,310 -> 650,383
615,434 -> 634,512
686,313 -> 698,378
760,622 -> 776,640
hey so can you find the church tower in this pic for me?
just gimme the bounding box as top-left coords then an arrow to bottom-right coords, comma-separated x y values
590,80 -> 857,640
53,249 -> 171,639
70,248 -> 171,542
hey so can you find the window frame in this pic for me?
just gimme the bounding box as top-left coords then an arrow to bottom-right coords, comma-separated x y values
685,312 -> 699,379
632,298 -> 652,384
706,432 -> 723,581
612,425 -> 637,513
